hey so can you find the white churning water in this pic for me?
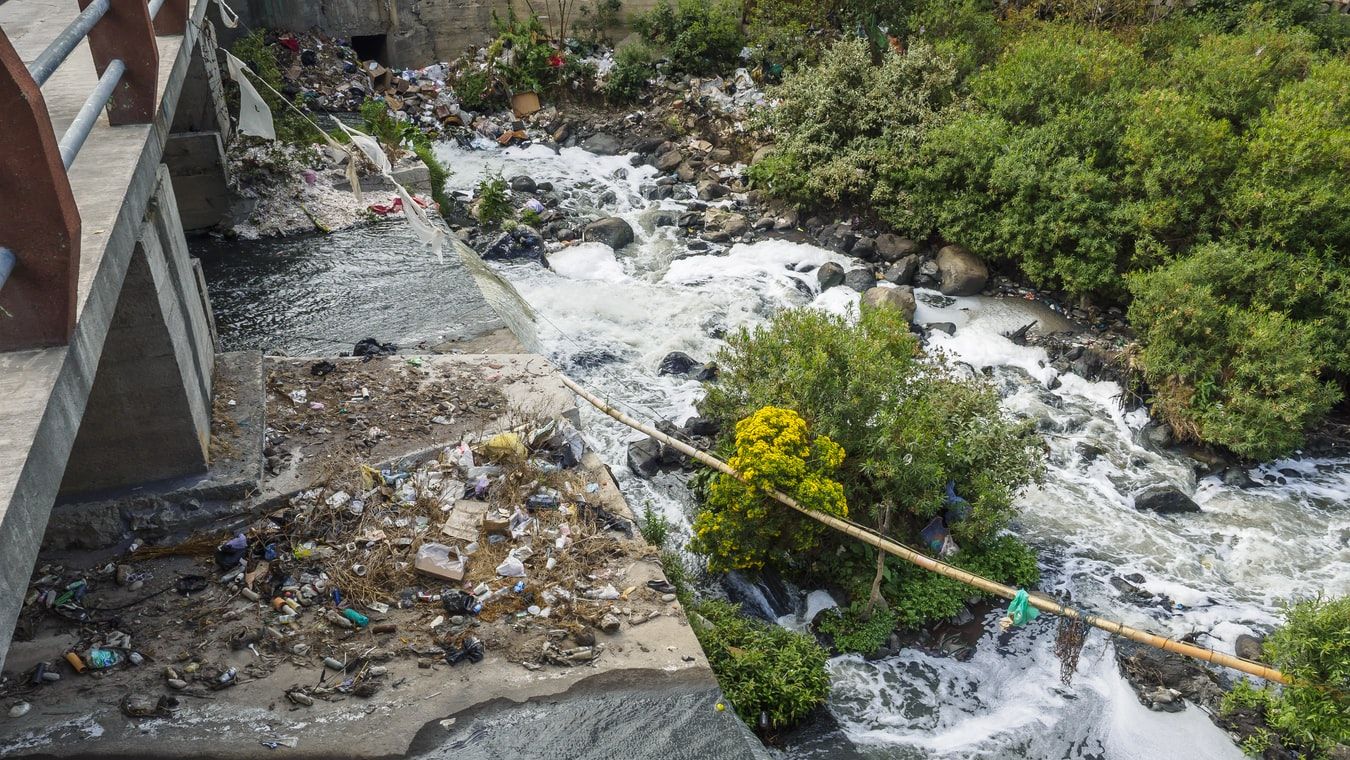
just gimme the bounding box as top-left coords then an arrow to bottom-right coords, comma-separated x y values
436,139 -> 1350,759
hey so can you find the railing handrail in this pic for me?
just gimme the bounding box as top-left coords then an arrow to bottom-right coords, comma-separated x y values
27,0 -> 110,86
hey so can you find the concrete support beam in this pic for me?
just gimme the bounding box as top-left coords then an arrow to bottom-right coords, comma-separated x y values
165,132 -> 231,231
169,18 -> 228,139
59,168 -> 213,495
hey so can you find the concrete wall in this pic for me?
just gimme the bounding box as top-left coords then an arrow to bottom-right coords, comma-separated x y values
238,0 -> 660,68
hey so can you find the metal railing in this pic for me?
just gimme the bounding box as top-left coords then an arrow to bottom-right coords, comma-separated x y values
0,0 -> 187,349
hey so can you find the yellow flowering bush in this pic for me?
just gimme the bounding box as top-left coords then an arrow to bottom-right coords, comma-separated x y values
690,406 -> 847,572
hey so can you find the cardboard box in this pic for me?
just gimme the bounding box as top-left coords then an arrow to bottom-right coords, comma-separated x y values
511,91 -> 541,118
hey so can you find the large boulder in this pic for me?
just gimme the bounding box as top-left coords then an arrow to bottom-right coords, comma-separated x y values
817,262 -> 845,290
696,180 -> 730,200
1234,634 -> 1265,663
581,133 -> 622,155
875,233 -> 918,262
844,268 -> 876,292
583,217 -> 635,250
935,245 -> 989,296
627,437 -> 664,477
861,286 -> 916,322
883,255 -> 919,286
1134,486 -> 1201,515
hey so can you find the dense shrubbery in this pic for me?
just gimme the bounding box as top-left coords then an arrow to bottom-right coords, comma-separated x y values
636,0 -> 745,74
692,600 -> 832,729
749,8 -> 1350,459
696,308 -> 1044,622
1221,595 -> 1350,759
604,41 -> 657,102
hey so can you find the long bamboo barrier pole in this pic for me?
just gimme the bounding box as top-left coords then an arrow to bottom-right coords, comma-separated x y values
559,374 -> 1290,685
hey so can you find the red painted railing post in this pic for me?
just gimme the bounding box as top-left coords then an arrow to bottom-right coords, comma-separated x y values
0,29 -> 81,351
153,0 -> 189,36
80,0 -> 158,125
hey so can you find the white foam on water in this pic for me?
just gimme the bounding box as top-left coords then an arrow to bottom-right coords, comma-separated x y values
435,139 -> 1350,758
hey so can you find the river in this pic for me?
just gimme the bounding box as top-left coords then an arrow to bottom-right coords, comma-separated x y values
196,139 -> 1350,760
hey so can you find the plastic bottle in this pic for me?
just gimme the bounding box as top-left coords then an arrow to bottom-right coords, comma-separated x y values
341,608 -> 369,627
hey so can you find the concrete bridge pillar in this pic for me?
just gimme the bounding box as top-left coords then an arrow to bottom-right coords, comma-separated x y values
165,18 -> 231,231
58,165 -> 216,496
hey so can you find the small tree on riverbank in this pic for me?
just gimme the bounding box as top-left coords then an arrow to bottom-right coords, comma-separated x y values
696,307 -> 1044,626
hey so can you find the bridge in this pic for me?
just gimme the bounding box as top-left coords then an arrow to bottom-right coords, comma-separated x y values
0,0 -> 230,666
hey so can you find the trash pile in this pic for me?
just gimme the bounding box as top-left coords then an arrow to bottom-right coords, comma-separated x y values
4,419 -> 680,717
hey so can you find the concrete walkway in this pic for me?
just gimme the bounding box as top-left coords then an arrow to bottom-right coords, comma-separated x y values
0,0 -> 207,666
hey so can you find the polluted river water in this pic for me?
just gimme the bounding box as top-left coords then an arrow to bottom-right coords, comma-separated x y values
198,140 -> 1350,759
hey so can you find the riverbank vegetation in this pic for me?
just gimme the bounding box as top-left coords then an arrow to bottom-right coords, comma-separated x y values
1220,595 -> 1350,759
745,1 -> 1349,461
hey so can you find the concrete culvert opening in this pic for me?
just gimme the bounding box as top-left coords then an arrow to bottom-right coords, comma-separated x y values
350,34 -> 388,64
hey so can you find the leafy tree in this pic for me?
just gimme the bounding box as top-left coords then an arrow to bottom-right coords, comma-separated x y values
697,307 -> 1044,623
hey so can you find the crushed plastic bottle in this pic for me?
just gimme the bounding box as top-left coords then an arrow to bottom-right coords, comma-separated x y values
86,648 -> 124,669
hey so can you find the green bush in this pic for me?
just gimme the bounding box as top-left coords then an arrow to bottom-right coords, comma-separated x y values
454,69 -> 500,111
748,37 -> 959,230
474,172 -> 511,228
639,503 -> 671,547
636,0 -> 745,75
491,11 -> 558,92
228,31 -> 321,145
604,41 -> 656,103
1127,243 -> 1344,460
692,600 -> 831,729
816,603 -> 898,654
1221,595 -> 1350,758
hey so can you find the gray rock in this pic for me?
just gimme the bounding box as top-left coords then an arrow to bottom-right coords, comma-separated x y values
627,437 -> 664,477
817,262 -> 845,290
818,223 -> 856,253
861,286 -> 916,322
752,216 -> 775,230
883,255 -> 919,286
773,209 -> 799,230
599,613 -> 622,634
1221,467 -> 1258,489
509,175 -> 537,193
924,322 -> 956,336
676,162 -> 699,182
709,148 -> 734,164
583,217 -> 635,250
1134,486 -> 1201,515
1142,423 -> 1173,450
935,244 -> 989,296
581,133 -> 621,155
844,268 -> 876,292
703,209 -> 748,237
1234,634 -> 1265,662
655,149 -> 684,172
696,180 -> 731,200
875,233 -> 918,262
851,236 -> 877,260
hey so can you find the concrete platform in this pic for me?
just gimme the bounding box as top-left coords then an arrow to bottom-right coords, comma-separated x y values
0,0 -> 210,667
41,350 -> 265,552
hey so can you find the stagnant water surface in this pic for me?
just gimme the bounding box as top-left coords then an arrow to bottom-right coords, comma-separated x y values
197,139 -> 1350,759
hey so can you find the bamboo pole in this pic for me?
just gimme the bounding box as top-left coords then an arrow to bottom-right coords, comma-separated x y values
560,374 -> 1290,685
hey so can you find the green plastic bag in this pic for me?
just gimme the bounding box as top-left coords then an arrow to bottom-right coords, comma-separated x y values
1005,589 -> 1040,627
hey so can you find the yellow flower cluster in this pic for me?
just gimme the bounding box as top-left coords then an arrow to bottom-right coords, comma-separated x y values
690,406 -> 848,573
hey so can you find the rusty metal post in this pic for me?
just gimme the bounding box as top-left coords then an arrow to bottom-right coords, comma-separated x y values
0,29 -> 81,351
79,0 -> 158,125
152,0 -> 189,36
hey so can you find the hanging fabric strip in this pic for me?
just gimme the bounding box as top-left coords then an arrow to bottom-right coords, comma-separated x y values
346,154 -> 364,204
222,51 -> 276,140
332,120 -> 392,175
394,181 -> 445,260
217,0 -> 240,28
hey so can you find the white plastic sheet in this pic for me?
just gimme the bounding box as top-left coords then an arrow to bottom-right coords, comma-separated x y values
222,51 -> 275,140
394,181 -> 445,260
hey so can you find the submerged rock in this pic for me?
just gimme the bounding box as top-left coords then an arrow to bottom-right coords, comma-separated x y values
1134,486 -> 1201,515
817,262 -> 845,290
583,217 -> 635,250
